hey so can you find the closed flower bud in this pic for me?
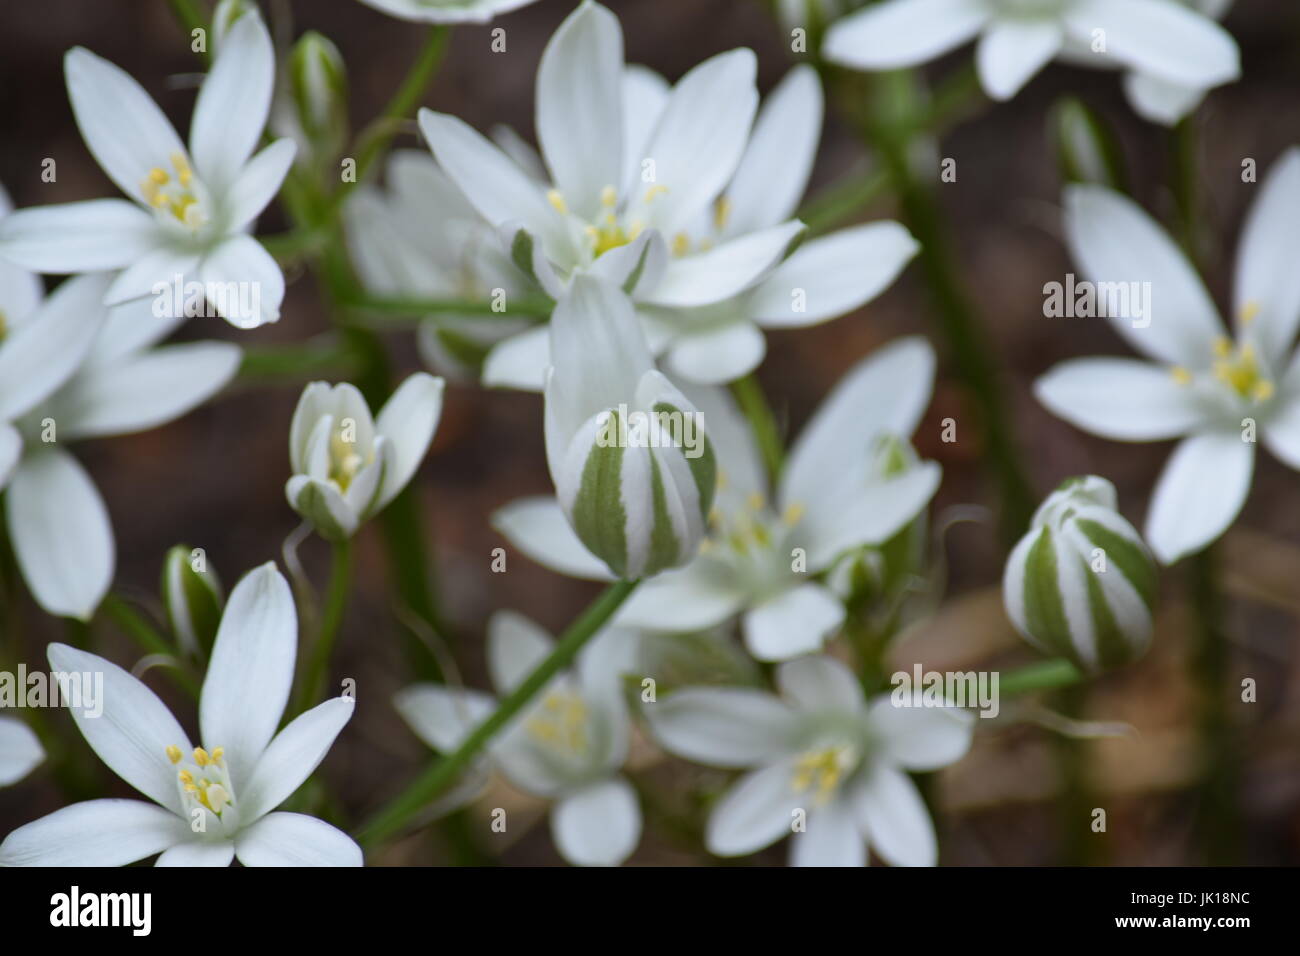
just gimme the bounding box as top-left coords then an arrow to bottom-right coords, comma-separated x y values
1003,476 -> 1158,673
288,31 -> 348,160
161,545 -> 223,659
545,276 -> 716,579
1051,97 -> 1127,190
286,373 -> 445,541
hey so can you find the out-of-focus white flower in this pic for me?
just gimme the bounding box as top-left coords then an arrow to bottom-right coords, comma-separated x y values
1036,151 -> 1300,563
497,337 -> 941,660
355,0 -> 539,24
286,373 -> 444,541
162,544 -> 224,659
0,717 -> 44,787
395,611 -> 641,866
1003,476 -> 1157,672
0,270 -> 240,621
419,1 -> 810,389
0,12 -> 293,328
0,564 -> 361,866
343,151 -> 532,381
1122,0 -> 1235,125
822,0 -> 1239,120
647,655 -> 973,866
542,275 -> 716,579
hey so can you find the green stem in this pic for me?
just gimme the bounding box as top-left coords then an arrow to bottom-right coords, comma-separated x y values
997,657 -> 1083,696
295,540 -> 352,713
730,373 -> 785,481
166,0 -> 209,61
339,293 -> 554,320
238,340 -> 361,383
102,596 -> 201,698
357,579 -> 640,850
798,169 -> 889,237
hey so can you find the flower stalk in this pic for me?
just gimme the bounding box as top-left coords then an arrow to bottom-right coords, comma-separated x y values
295,539 -> 353,714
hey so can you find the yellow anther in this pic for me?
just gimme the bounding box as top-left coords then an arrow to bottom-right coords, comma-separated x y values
1253,380 -> 1276,402
600,184 -> 617,207
147,167 -> 169,184
170,152 -> 192,186
1212,339 -> 1272,401
1240,301 -> 1261,324
526,692 -> 589,753
713,195 -> 731,231
783,502 -> 806,526
210,747 -> 224,765
746,492 -> 765,512
166,745 -> 183,764
643,184 -> 668,203
791,746 -> 854,803
178,769 -> 193,785
546,189 -> 567,215
193,747 -> 210,767
1171,366 -> 1193,386
183,783 -> 198,794
671,232 -> 690,256
1213,337 -> 1232,358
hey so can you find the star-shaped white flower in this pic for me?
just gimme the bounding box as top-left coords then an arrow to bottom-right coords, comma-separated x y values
495,336 -> 942,661
647,655 -> 973,866
0,564 -> 361,867
822,0 -> 1239,120
395,611 -> 641,866
1035,150 -> 1300,564
0,12 -> 293,328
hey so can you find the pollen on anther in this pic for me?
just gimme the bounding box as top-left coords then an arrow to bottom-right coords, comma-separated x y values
671,233 -> 690,256
1171,366 -> 1193,386
193,747 -> 210,767
643,184 -> 668,204
1240,301 -> 1261,325
546,189 -> 567,215
166,745 -> 183,764
600,184 -> 617,208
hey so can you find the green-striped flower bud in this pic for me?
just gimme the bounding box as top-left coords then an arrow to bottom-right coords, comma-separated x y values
546,276 -> 715,579
161,545 -> 223,659
1003,476 -> 1157,673
288,31 -> 348,160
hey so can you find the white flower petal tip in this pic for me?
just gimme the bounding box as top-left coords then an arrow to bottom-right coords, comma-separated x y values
0,717 -> 45,786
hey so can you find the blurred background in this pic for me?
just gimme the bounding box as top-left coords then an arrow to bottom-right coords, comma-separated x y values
1,0 -> 1299,865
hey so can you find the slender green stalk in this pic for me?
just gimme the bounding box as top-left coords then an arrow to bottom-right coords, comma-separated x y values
357,580 -> 640,850
997,658 -> 1082,696
238,340 -> 362,383
340,293 -> 554,320
295,540 -> 352,713
102,596 -> 201,697
166,0 -> 209,61
730,373 -> 785,481
799,169 -> 889,237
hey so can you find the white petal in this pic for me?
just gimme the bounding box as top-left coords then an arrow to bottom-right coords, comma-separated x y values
393,684 -> 497,753
723,65 -> 822,234
853,763 -> 937,866
614,560 -> 746,631
620,66 -> 670,194
551,776 -> 641,866
647,687 -> 797,768
200,563 -> 297,785
1066,0 -> 1239,88
0,424 -> 19,491
0,256 -> 42,329
491,496 -> 614,580
1034,357 -> 1205,440
0,716 -> 44,786
750,221 -> 918,327
90,286 -> 188,363
373,372 -> 444,510
536,1 -> 624,220
1263,391 -> 1300,470
355,0 -> 537,24
64,46 -> 187,202
823,0 -> 989,70
240,697 -> 355,821
666,320 -> 766,385
488,610 -> 555,694
103,247 -> 201,307
790,796 -> 865,867
777,656 -> 863,715
1062,184 -> 1223,365
1233,148 -> 1300,358
645,220 -> 804,309
226,138 -> 297,232
233,811 -> 363,866
1123,71 -> 1205,126
744,583 -> 846,661
0,799 -> 184,867
46,642 -> 192,812
7,449 -> 113,621
155,841 -> 235,867
287,474 -> 360,540
705,757 -> 802,856
0,199 -> 158,273
483,326 -> 550,391
802,463 -> 941,569
1145,430 -> 1254,564
975,19 -> 1063,101
190,13 -> 275,194
51,342 -> 240,440
198,234 -> 284,328
866,696 -> 974,770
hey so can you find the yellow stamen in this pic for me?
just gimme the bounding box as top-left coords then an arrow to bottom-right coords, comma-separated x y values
166,744 -> 183,764
791,746 -> 854,803
546,189 -> 567,215
525,692 -> 589,753
600,184 -> 617,208
193,747 -> 210,768
643,184 -> 668,204
1239,300 -> 1261,325
1212,339 -> 1273,401
1171,366 -> 1193,386
713,195 -> 731,231
1253,380 -> 1275,402
170,152 -> 192,187
671,232 -> 690,257
210,747 -> 224,765
783,502 -> 805,526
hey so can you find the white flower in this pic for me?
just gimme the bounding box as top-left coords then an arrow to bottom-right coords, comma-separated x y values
0,271 -> 240,620
822,0 -> 1239,118
355,0 -> 540,24
0,564 -> 362,866
646,655 -> 973,866
0,12 -> 293,328
0,718 -> 44,787
1003,476 -> 1157,672
1122,0 -> 1235,125
1035,151 -> 1300,564
418,1 -> 811,389
394,611 -> 641,866
286,372 -> 445,541
343,151 -> 532,381
496,336 -> 942,660
543,275 -> 715,579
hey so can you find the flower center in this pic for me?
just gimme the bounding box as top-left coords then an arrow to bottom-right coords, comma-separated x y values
525,691 -> 589,755
327,424 -> 370,493
791,744 -> 858,804
167,744 -> 237,819
1169,305 -> 1275,404
141,153 -> 206,230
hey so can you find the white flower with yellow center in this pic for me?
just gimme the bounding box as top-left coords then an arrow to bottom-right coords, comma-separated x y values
418,1 -> 808,390
394,611 -> 641,867
0,564 -> 361,867
286,373 -> 445,541
646,656 -> 973,866
822,0 -> 1238,118
0,268 -> 240,621
1036,151 -> 1300,564
495,337 -> 941,660
0,12 -> 293,328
